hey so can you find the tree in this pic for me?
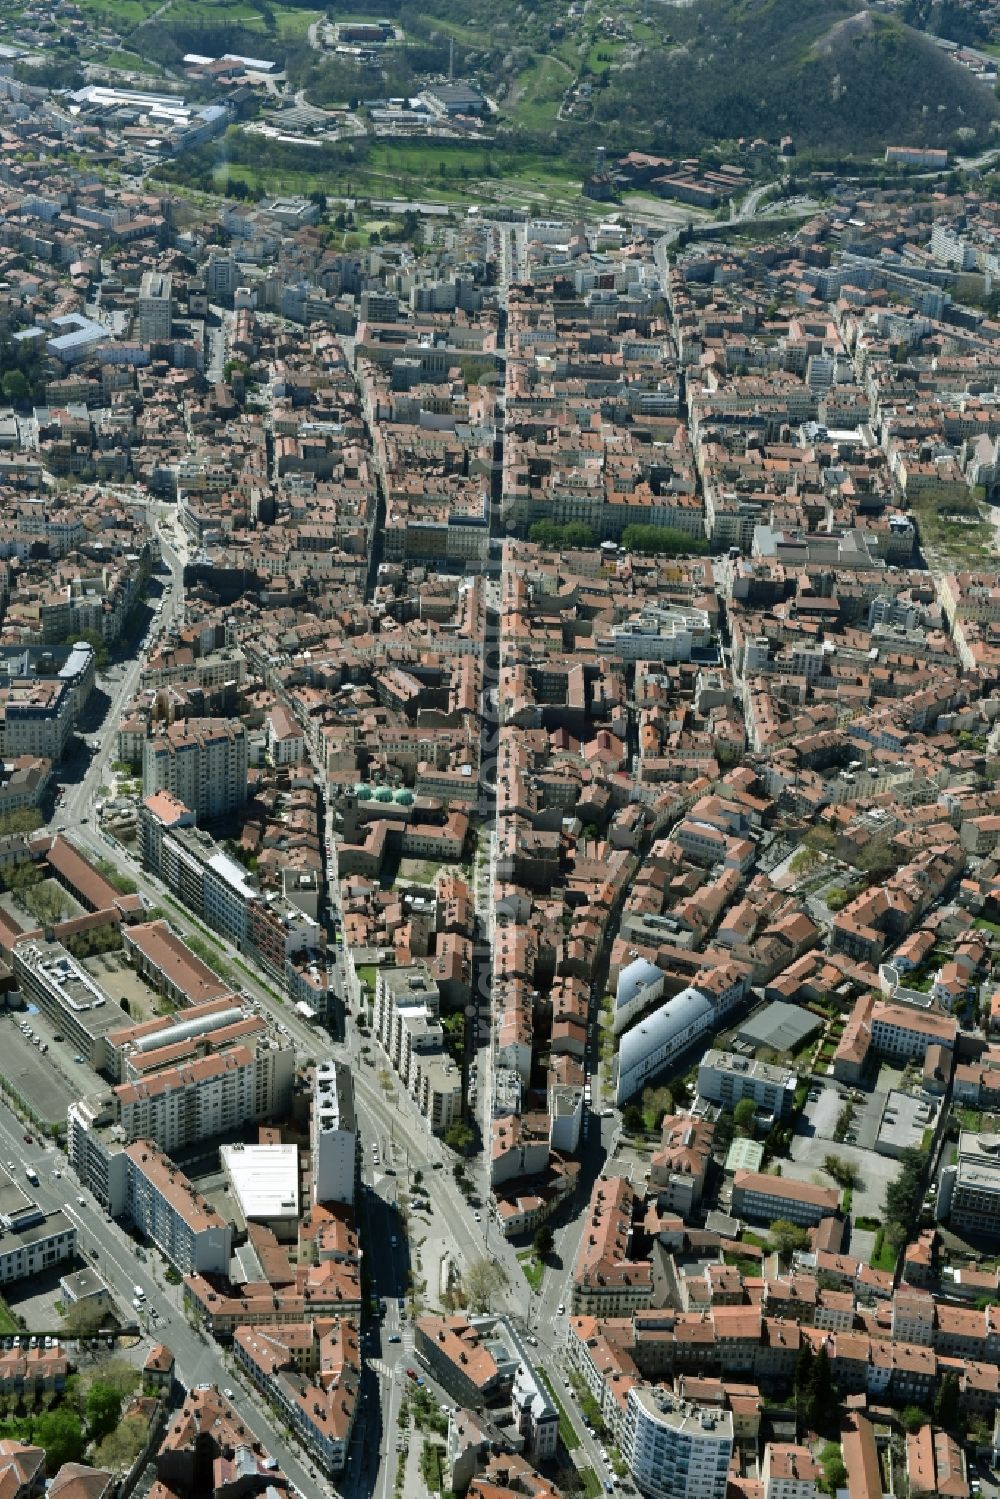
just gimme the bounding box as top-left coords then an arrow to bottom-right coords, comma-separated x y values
533,1224 -> 555,1260
806,1346 -> 834,1433
620,523 -> 708,557
900,1405 -> 926,1434
94,1412 -> 148,1472
63,1299 -> 112,1336
622,1103 -> 645,1134
86,1383 -> 122,1443
1,370 -> 28,404
734,1098 -> 757,1135
819,1441 -> 847,1494
823,1154 -> 860,1190
794,1338 -> 814,1422
768,1219 -> 809,1258
30,1408 -> 86,1470
933,1370 -> 960,1431
444,1121 -> 475,1154
463,1257 -> 508,1314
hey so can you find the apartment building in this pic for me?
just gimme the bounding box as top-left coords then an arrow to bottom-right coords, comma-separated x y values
623,1388 -> 733,1499
312,1061 -> 357,1207
698,1050 -> 797,1121
233,1318 -> 360,1476
373,964 -> 462,1135
763,1445 -> 820,1499
942,1131 -> 1000,1236
141,801 -> 327,1005
142,718 -> 248,818
114,1038 -> 295,1155
138,270 -> 172,343
0,680 -> 75,762
124,1142 -> 232,1275
731,1172 -> 841,1228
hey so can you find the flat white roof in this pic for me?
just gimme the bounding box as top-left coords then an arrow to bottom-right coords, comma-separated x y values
221,1143 -> 299,1220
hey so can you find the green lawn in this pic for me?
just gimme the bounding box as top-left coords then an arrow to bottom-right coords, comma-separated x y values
517,1251 -> 544,1293
509,53 -> 573,131
357,964 -> 379,993
975,917 -> 1000,938
579,1469 -> 602,1499
870,1230 -> 898,1274
537,1370 -> 580,1451
0,1299 -> 18,1335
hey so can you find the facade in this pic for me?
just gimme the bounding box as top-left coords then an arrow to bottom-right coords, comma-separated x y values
698,1050 -> 797,1121
623,1387 -> 733,1499
124,1142 -> 232,1275
731,1171 -> 841,1227
373,964 -> 463,1134
142,718 -> 248,818
312,1061 -> 358,1207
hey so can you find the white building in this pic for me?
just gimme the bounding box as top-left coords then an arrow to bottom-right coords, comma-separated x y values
697,1050 -> 797,1121
623,1388 -> 732,1499
221,1143 -> 299,1240
312,1061 -> 357,1207
615,987 -> 714,1105
614,957 -> 666,1035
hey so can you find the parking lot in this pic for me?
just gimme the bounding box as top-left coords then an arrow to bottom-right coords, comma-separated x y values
787,1081 -> 899,1223
1,1012 -> 104,1127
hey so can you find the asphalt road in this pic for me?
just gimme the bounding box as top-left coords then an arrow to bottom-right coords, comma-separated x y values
0,1089 -> 322,1495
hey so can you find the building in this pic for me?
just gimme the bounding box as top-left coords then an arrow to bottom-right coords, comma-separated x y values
373,964 -> 463,1135
419,82 -> 487,116
0,1174 -> 75,1288
764,1444 -> 820,1499
113,1038 -> 294,1155
731,1171 -> 841,1227
649,1115 -> 714,1217
142,718 -> 248,819
942,1131 -> 1000,1236
622,1387 -> 733,1499
13,941 -> 131,1068
615,987 -> 715,1106
697,1050 -> 797,1122
221,1143 -> 299,1240
140,805 -> 327,1006
138,271 -> 173,343
124,1142 -> 232,1275
233,1318 -> 359,1476
59,1266 -> 111,1315
312,1062 -> 357,1207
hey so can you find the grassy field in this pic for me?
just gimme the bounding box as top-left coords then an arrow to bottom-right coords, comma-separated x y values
211,133 -> 590,214
510,53 -> 572,131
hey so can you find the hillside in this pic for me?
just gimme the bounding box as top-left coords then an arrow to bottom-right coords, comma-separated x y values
123,0 -> 1000,165
585,0 -> 1000,156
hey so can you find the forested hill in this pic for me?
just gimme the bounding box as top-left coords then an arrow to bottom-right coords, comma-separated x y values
586,0 -> 999,156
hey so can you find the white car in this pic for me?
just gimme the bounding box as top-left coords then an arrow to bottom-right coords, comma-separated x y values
557,1303 -> 566,1315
